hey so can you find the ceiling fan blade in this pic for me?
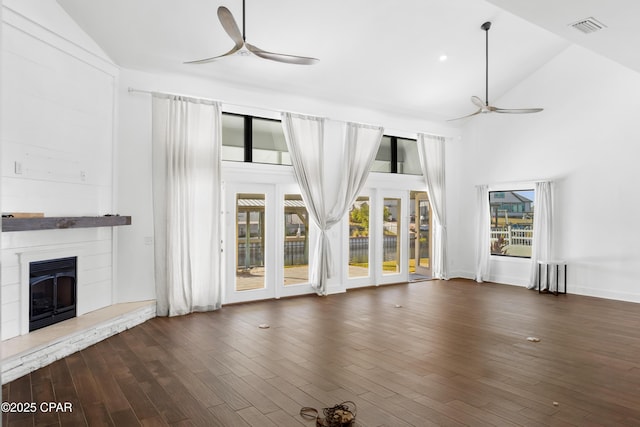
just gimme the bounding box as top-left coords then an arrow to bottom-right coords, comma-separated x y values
246,43 -> 319,65
494,107 -> 544,114
447,109 -> 482,121
471,96 -> 486,108
217,6 -> 244,47
183,44 -> 243,64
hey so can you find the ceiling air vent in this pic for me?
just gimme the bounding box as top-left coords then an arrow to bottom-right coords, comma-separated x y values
570,17 -> 607,34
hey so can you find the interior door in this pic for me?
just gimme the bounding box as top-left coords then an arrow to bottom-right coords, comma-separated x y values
224,184 -> 276,303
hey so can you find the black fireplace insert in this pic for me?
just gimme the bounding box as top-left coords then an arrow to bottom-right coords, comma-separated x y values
29,256 -> 77,332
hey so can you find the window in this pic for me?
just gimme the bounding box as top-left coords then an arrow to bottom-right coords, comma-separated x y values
371,136 -> 392,172
221,114 -> 245,161
397,138 -> 421,175
489,190 -> 534,258
221,113 -> 290,165
253,118 -> 290,165
371,136 -> 421,175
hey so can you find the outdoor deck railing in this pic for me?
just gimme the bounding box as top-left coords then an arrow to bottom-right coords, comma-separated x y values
237,235 -> 427,268
490,225 -> 533,246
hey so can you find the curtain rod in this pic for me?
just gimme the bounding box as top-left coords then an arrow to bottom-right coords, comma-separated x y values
476,178 -> 551,188
127,87 -> 274,114
127,87 -> 453,139
128,87 -> 381,129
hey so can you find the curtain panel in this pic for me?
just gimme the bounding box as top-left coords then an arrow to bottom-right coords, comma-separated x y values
528,181 -> 553,290
281,112 -> 383,295
475,185 -> 491,282
152,94 -> 222,316
417,133 -> 449,280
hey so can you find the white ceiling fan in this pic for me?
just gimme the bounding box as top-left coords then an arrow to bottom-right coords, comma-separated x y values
449,21 -> 543,121
185,0 -> 319,65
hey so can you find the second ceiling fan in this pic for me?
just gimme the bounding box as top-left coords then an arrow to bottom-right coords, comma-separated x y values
450,21 -> 543,121
185,0 -> 319,65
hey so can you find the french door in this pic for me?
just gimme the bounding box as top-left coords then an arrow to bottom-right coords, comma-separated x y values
224,183 -> 276,303
376,190 -> 408,285
223,182 -> 314,303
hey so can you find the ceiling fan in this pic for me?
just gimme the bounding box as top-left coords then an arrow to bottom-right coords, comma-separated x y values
185,0 -> 319,65
449,21 -> 543,121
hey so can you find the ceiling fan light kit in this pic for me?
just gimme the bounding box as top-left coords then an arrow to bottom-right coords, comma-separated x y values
448,21 -> 543,121
185,0 -> 319,65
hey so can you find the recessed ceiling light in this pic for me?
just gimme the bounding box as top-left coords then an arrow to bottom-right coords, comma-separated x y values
439,54 -> 448,62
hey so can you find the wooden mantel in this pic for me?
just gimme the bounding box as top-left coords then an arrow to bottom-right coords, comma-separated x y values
1,216 -> 132,232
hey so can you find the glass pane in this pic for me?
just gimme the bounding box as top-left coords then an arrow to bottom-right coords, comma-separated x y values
371,136 -> 392,172
417,199 -> 430,269
349,196 -> 370,278
31,278 -> 54,318
489,190 -> 534,258
236,193 -> 266,291
397,138 -> 421,175
283,195 -> 308,285
252,118 -> 291,165
222,114 -> 245,162
383,198 -> 401,274
56,276 -> 76,311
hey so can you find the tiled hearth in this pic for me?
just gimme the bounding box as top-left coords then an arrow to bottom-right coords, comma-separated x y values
1,300 -> 156,384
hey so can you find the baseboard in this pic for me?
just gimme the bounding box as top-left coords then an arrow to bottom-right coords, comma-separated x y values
1,302 -> 156,384
568,286 -> 640,304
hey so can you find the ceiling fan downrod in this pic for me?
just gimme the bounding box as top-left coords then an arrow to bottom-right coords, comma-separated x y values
482,21 -> 491,107
242,0 -> 246,42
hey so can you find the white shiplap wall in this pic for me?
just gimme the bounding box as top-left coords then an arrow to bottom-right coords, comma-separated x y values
1,5 -> 119,340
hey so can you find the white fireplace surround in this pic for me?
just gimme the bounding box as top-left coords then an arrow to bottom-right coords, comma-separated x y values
17,246 -> 86,336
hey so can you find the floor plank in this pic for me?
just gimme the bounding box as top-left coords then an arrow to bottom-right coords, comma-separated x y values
3,279 -> 640,426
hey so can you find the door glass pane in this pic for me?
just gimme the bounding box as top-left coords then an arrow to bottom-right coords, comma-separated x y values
417,199 -> 430,269
349,196 -> 370,278
383,198 -> 401,274
236,193 -> 266,291
284,195 -> 308,285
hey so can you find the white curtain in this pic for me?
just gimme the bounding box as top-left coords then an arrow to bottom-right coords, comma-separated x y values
475,185 -> 490,282
417,133 -> 448,279
281,112 -> 383,295
152,94 -> 222,316
528,181 -> 553,290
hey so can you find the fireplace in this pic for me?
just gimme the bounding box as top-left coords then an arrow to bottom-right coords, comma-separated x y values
29,257 -> 77,332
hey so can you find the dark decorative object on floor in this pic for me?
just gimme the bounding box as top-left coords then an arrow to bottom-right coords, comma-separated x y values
300,401 -> 356,427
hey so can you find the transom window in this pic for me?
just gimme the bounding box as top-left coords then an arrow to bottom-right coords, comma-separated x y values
371,136 -> 421,175
221,113 -> 290,165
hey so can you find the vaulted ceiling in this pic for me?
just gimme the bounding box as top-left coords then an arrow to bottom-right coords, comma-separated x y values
56,0 -> 636,122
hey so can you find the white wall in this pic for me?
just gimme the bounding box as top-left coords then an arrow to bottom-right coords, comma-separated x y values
1,1 -> 119,339
451,45 -> 640,302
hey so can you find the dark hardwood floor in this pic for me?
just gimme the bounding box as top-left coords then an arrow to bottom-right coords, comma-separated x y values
3,279 -> 640,426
